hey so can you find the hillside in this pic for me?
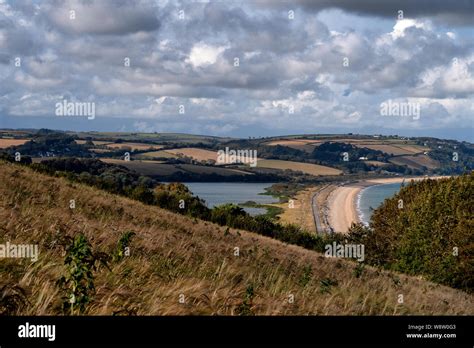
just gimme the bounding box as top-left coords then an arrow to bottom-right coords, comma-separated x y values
0,161 -> 472,315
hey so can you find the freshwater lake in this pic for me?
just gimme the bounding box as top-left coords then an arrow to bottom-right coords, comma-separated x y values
357,182 -> 403,225
184,182 -> 277,215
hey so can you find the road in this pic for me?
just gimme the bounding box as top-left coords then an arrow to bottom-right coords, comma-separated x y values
311,184 -> 334,234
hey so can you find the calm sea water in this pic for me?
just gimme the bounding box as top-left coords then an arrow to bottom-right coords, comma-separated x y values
357,182 -> 403,225
184,182 -> 277,216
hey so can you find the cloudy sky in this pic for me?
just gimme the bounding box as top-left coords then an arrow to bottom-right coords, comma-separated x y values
0,0 -> 473,141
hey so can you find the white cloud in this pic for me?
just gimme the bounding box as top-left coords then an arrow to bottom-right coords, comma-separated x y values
186,42 -> 227,68
414,55 -> 474,97
391,19 -> 427,39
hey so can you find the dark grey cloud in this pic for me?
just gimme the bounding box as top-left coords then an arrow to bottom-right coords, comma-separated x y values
258,0 -> 474,26
28,0 -> 161,35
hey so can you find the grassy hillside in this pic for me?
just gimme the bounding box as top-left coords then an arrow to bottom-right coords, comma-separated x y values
0,139 -> 30,149
257,159 -> 342,176
100,159 -> 253,177
0,161 -> 472,315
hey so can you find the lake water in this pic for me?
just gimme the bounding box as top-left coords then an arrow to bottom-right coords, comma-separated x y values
184,182 -> 277,216
357,182 -> 403,225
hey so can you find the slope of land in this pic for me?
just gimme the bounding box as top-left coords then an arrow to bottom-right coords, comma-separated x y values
389,154 -> 440,170
0,139 -> 30,148
0,161 -> 472,315
165,148 -> 218,162
100,159 -> 252,177
264,139 -> 322,152
257,159 -> 342,176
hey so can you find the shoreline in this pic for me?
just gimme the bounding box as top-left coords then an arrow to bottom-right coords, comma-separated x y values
355,188 -> 366,226
326,176 -> 450,233
270,186 -> 320,233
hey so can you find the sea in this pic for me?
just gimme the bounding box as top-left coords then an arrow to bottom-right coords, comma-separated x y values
184,182 -> 277,216
357,182 -> 403,225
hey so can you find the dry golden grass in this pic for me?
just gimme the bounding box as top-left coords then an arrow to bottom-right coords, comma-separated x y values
90,148 -> 112,153
0,139 -> 29,148
271,187 -> 318,233
0,161 -> 472,315
395,145 -> 428,154
264,139 -> 321,152
165,148 -> 218,162
389,155 -> 440,170
258,159 -> 342,176
105,143 -> 163,151
353,144 -> 426,156
334,139 -> 380,143
264,139 -> 429,157
365,161 -> 388,167
138,150 -> 178,159
75,140 -> 112,146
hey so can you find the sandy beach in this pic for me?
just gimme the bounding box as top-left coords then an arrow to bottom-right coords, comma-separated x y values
326,176 -> 450,233
327,184 -> 365,233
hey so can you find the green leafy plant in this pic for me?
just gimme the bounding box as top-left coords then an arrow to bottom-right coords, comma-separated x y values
236,284 -> 255,316
353,263 -> 365,278
319,278 -> 338,294
299,265 -> 313,287
113,231 -> 136,262
57,234 -> 109,315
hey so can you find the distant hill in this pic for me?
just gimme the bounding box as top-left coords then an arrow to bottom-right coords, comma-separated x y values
2,130 -> 472,177
0,160 -> 472,315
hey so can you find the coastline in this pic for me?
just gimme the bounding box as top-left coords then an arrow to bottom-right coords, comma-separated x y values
270,186 -> 320,233
326,176 -> 451,233
355,188 -> 366,226
326,183 -> 367,233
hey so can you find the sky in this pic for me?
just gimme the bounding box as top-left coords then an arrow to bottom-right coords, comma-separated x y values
0,0 -> 473,141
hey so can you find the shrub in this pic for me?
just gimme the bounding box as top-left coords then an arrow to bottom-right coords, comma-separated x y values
348,174 -> 474,292
113,231 -> 136,262
57,234 -> 109,314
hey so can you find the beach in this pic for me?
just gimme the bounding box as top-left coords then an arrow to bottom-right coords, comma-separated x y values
326,176 -> 450,233
327,183 -> 366,233
272,176 -> 451,234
